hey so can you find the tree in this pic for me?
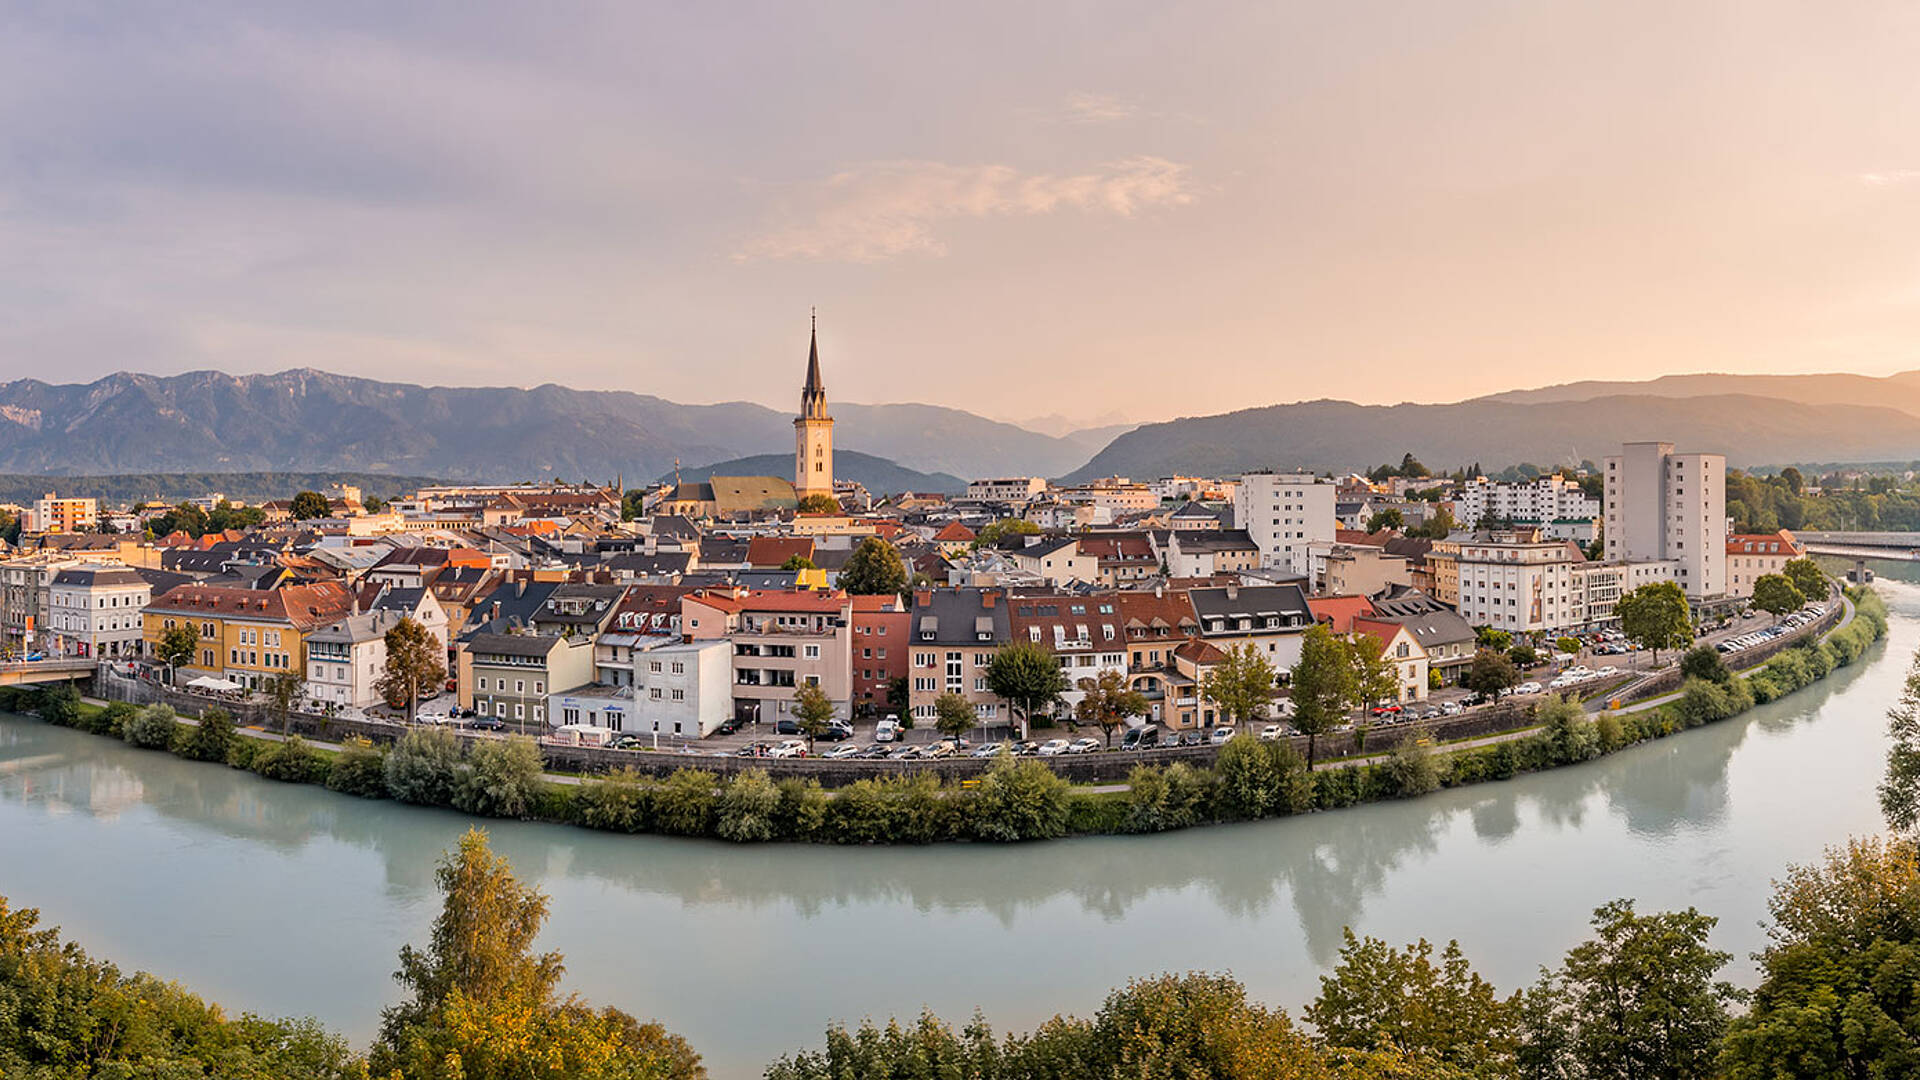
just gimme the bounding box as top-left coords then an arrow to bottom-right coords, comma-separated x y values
1202,641 -> 1280,731
792,682 -> 835,748
620,489 -> 646,521
384,726 -> 463,806
1679,644 -> 1730,684
1549,899 -> 1737,1080
290,490 -> 330,520
1475,626 -> 1512,652
779,554 -> 816,571
1348,635 -> 1400,711
1556,635 -> 1583,656
1289,626 -> 1356,769
1751,573 -> 1804,624
375,617 -> 447,724
795,493 -> 840,515
1617,581 -> 1693,664
372,828 -> 701,1080
453,736 -> 546,818
1307,930 -> 1517,1074
1720,836 -> 1920,1079
155,622 -> 199,681
971,517 -> 1040,548
932,691 -> 975,741
264,670 -> 304,735
1782,557 -> 1826,602
1365,507 -> 1404,533
985,640 -> 1069,738
1462,648 -> 1518,703
1074,669 -> 1148,747
1406,505 -> 1456,539
1881,652 -> 1920,832
837,537 -> 908,595
884,675 -> 910,715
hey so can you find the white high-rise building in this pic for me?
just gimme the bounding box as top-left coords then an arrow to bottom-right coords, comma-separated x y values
1603,442 -> 1726,600
1234,473 -> 1335,576
1456,476 -> 1599,529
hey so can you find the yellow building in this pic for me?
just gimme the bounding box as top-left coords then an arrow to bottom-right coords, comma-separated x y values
26,492 -> 97,534
143,580 -> 356,690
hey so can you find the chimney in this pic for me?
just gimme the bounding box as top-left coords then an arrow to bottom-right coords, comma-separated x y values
981,592 -> 996,608
913,589 -> 933,607
1226,585 -> 1239,601
1154,584 -> 1163,599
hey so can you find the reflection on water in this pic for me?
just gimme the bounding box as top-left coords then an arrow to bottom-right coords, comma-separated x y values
0,580 -> 1907,1080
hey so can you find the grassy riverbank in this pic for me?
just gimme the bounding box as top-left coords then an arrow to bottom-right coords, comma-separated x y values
14,588 -> 1887,846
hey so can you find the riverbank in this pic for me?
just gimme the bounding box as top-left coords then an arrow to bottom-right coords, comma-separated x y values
10,588 -> 1887,846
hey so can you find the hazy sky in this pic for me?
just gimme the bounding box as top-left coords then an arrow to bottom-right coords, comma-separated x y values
8,2 -> 1920,426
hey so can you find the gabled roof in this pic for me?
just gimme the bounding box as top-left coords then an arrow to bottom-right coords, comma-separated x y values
746,536 -> 815,568
148,580 -> 356,631
933,522 -> 976,542
1351,616 -> 1418,657
1172,638 -> 1226,665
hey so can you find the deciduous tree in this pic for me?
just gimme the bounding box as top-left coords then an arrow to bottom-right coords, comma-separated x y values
1617,581 -> 1693,664
932,690 -> 975,741
1462,648 -> 1519,703
1074,668 -> 1149,747
795,493 -> 840,515
290,490 -> 331,521
793,682 -> 836,748
1288,626 -> 1355,769
1202,641 -> 1280,730
1782,556 -> 1827,601
837,537 -> 908,595
985,640 -> 1069,738
375,617 -> 447,723
156,622 -> 199,679
1752,573 -> 1804,624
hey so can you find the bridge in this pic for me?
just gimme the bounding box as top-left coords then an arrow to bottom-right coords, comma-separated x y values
0,658 -> 96,686
1796,532 -> 1920,561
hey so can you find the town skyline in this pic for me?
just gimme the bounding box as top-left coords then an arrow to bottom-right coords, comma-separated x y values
12,3 -> 1920,418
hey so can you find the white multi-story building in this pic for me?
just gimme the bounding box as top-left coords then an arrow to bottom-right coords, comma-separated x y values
304,611 -> 403,710
1234,473 -> 1336,576
47,564 -> 150,659
1453,532 -> 1588,632
1456,476 -> 1599,530
1603,442 -> 1726,600
966,477 -> 1049,502
25,492 -> 97,534
632,638 -> 733,738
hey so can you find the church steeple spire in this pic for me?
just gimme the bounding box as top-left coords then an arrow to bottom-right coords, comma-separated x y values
800,307 -> 828,419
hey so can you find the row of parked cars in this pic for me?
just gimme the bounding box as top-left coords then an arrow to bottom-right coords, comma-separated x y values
1546,664 -> 1622,691
1719,605 -> 1825,654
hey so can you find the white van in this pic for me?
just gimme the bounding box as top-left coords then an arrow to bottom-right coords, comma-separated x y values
874,717 -> 902,742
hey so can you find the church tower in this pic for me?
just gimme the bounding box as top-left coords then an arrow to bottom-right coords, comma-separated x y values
794,310 -> 835,502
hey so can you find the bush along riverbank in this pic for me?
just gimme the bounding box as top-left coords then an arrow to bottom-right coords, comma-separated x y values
9,588 -> 1887,846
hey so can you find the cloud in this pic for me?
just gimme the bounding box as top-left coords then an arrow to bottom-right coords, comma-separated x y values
738,157 -> 1196,262
1059,92 -> 1140,124
1860,170 -> 1920,186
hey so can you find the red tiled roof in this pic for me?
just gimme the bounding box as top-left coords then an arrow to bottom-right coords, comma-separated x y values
150,580 -> 356,631
933,522 -> 976,542
745,537 -> 816,567
1307,595 -> 1374,633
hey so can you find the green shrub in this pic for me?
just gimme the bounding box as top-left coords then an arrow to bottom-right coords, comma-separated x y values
224,735 -> 260,770
969,757 -> 1070,842
1065,790 -> 1129,835
121,705 -> 179,750
716,769 -> 781,843
176,707 -> 234,762
1314,766 -> 1365,809
828,774 -> 946,844
774,778 -> 830,840
1676,676 -> 1754,729
452,736 -> 545,818
529,782 -> 579,824
34,682 -> 82,728
250,736 -> 328,784
1680,645 -> 1731,684
384,727 -> 462,806
324,737 -> 389,798
651,769 -> 718,837
95,700 -> 136,737
1537,694 -> 1599,764
1214,738 -> 1282,819
1594,712 -> 1627,753
576,768 -> 649,832
1381,739 -> 1439,797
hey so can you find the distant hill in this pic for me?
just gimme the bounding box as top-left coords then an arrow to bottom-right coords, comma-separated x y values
1062,394 -> 1920,480
0,370 -> 1091,482
0,471 -> 440,506
1474,370 -> 1920,415
662,451 -> 966,495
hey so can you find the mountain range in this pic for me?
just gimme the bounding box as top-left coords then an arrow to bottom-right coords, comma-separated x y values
0,369 -> 1099,483
8,367 -> 1920,488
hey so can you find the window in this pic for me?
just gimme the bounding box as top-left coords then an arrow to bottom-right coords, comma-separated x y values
514,703 -> 525,719
515,679 -> 525,693
803,644 -> 820,659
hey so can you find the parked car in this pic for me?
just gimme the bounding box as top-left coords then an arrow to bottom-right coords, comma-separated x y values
922,741 -> 956,759
1037,739 -> 1072,756
971,743 -> 1008,758
873,718 -> 901,742
610,735 -> 643,751
820,721 -> 854,741
773,719 -> 801,736
1259,724 -> 1286,741
769,739 -> 808,759
1516,681 -> 1543,695
890,745 -> 925,760
858,744 -> 893,759
823,744 -> 862,759
1178,730 -> 1206,747
1068,737 -> 1101,754
1122,725 -> 1161,750
1209,726 -> 1236,745
714,719 -> 739,736
465,717 -> 505,731
1440,701 -> 1463,716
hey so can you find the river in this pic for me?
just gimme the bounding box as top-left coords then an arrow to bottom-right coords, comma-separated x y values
2,572 -> 1913,1079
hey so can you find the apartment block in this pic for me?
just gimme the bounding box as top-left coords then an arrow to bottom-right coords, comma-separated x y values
1234,473 -> 1336,576
1603,442 -> 1727,599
